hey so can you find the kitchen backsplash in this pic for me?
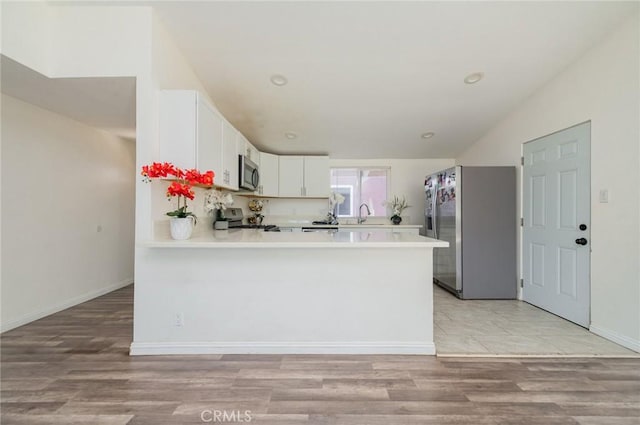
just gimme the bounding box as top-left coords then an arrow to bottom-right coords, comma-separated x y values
151,186 -> 408,225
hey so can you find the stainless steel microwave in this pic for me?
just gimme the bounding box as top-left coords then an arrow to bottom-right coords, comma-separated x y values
239,155 -> 260,191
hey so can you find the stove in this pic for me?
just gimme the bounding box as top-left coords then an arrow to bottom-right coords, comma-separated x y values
219,208 -> 280,232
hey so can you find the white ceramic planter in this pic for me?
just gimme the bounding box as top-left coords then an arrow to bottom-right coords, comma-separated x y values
170,217 -> 195,240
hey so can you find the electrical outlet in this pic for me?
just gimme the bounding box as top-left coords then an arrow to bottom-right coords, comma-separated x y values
175,313 -> 184,327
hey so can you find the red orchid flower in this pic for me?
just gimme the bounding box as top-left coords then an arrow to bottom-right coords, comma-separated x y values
142,162 -> 214,218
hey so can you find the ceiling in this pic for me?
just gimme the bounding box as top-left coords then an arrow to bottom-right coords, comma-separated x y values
152,1 -> 637,159
0,55 -> 136,140
2,2 -> 635,158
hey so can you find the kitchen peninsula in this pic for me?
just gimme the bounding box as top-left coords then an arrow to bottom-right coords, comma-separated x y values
131,227 -> 447,355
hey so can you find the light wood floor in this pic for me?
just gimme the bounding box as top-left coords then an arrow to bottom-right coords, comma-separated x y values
2,285 -> 639,424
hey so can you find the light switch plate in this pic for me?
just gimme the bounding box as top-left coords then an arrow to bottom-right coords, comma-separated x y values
599,189 -> 609,203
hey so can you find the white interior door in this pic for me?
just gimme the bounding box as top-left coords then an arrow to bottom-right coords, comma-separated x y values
523,122 -> 591,327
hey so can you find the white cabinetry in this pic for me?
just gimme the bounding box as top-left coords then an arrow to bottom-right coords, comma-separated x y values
258,152 -> 279,197
159,90 -> 223,176
278,156 -> 329,198
303,156 -> 330,197
236,132 -> 260,165
221,120 -> 239,190
278,156 -> 305,197
247,143 -> 260,164
159,90 -> 241,190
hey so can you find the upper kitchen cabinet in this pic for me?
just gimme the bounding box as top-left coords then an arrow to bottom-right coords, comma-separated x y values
303,156 -> 330,197
237,132 -> 260,165
258,152 -> 279,197
159,90 -> 242,190
159,90 -> 223,176
278,156 -> 304,197
278,156 -> 330,198
221,120 -> 239,190
246,142 -> 260,165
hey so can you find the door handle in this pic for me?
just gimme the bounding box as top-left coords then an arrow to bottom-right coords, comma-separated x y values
575,238 -> 588,246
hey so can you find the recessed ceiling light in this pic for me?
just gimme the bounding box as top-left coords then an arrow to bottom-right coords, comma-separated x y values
285,132 -> 298,140
464,72 -> 484,84
421,132 -> 435,139
270,74 -> 288,86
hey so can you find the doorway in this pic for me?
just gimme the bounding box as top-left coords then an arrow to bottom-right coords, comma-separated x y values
522,122 -> 591,327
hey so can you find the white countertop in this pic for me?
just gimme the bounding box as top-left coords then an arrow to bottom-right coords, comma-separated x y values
276,223 -> 423,229
144,228 -> 448,249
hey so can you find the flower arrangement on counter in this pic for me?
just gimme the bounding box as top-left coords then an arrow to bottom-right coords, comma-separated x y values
204,190 -> 234,220
322,191 -> 346,224
141,162 -> 214,223
329,191 -> 346,211
383,195 -> 411,225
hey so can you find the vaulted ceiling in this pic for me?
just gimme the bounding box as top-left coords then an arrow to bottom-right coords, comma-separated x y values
152,1 -> 636,158
2,2 -> 635,159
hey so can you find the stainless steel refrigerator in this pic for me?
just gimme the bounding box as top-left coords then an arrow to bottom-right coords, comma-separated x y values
424,166 -> 516,299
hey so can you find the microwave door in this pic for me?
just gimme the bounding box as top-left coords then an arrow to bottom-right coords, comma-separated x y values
239,155 -> 258,190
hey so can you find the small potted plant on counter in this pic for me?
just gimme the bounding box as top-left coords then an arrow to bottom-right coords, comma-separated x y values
247,199 -> 265,225
141,162 -> 214,240
384,195 -> 411,225
205,190 -> 234,230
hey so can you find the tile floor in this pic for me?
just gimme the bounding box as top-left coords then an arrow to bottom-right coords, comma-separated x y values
433,285 -> 639,357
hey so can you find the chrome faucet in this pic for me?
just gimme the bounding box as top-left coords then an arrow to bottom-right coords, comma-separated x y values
358,203 -> 371,224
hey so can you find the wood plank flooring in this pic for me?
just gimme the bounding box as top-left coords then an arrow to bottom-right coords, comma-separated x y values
2,285 -> 639,424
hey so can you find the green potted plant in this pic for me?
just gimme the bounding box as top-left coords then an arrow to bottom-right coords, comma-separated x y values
384,195 -> 411,225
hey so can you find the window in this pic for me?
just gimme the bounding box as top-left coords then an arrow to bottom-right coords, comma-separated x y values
330,168 -> 389,217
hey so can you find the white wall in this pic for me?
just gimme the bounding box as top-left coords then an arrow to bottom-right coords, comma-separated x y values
1,94 -> 136,331
456,16 -> 640,351
147,11 -> 227,227
330,159 -> 455,225
0,1 -> 52,74
48,5 -> 151,78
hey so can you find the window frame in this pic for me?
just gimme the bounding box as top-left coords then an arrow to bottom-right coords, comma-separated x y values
330,166 -> 391,218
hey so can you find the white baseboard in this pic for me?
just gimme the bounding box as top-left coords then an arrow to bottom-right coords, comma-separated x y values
1,278 -> 133,333
590,324 -> 640,353
130,341 -> 436,356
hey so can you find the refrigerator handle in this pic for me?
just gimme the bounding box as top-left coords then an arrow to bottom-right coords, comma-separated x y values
433,182 -> 438,239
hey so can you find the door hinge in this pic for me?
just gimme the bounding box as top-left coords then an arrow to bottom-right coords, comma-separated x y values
521,156 -> 524,166
520,278 -> 524,288
520,217 -> 524,226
